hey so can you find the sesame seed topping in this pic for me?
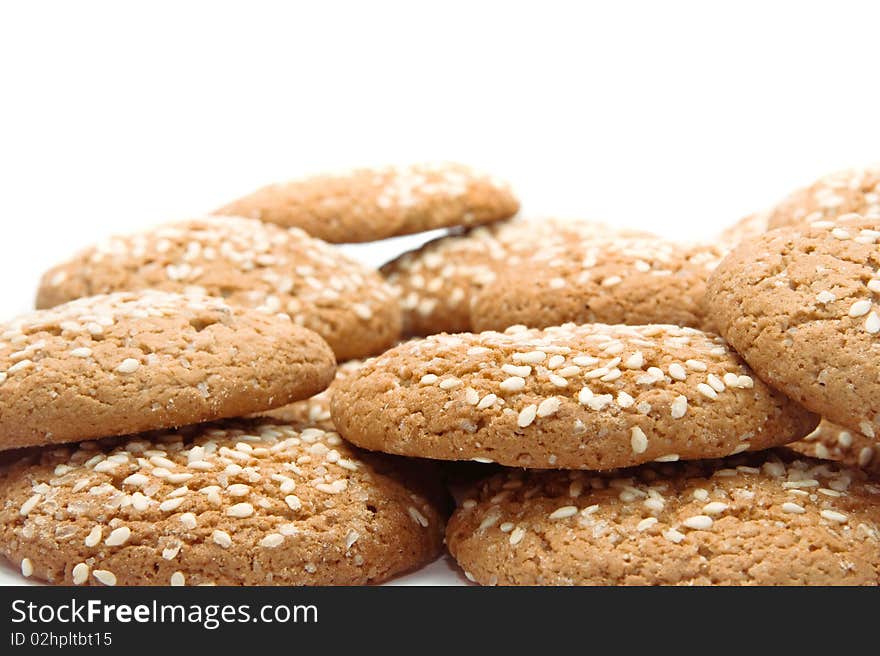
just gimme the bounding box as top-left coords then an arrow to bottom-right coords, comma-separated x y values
509,526 -> 526,545
227,502 -> 254,518
820,509 -> 847,523
850,299 -> 872,317
682,515 -> 713,530
105,526 -> 131,546
636,517 -> 658,532
536,397 -> 561,418
668,363 -> 687,380
20,558 -> 33,577
93,570 -> 117,586
670,395 -> 688,418
420,374 -> 438,384
548,505 -> 578,520
72,563 -> 89,585
865,312 -> 880,333
477,393 -> 498,409
702,502 -> 728,515
696,383 -> 717,399
782,502 -> 806,514
212,530 -> 232,548
116,358 -> 140,374
499,376 -> 526,392
439,376 -> 462,390
19,493 -> 41,516
663,528 -> 685,543
630,427 -> 648,454
159,498 -> 185,512
170,572 -> 186,586
84,526 -> 102,547
260,533 -> 285,548
513,350 -> 547,364
70,347 -> 92,358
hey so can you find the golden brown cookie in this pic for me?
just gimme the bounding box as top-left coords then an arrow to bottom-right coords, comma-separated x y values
259,360 -> 364,430
330,324 -> 816,470
0,291 -> 335,450
216,163 -> 519,243
36,216 -> 400,361
0,420 -> 447,586
447,450 -> 880,585
765,165 -> 880,230
382,218 -> 648,336
707,213 -> 880,439
470,236 -> 726,333
788,420 -> 880,476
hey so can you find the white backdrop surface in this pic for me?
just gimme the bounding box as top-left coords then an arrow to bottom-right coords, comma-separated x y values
1,0 -> 879,585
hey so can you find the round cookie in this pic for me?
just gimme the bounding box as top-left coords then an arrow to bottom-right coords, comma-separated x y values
36,216 -> 400,361
216,162 -> 519,244
330,323 -> 816,470
788,420 -> 880,476
469,236 -> 726,333
382,218 -> 648,336
0,420 -> 447,586
259,360 -> 364,431
0,291 -> 335,450
707,213 -> 880,439
765,164 -> 880,230
447,450 -> 880,586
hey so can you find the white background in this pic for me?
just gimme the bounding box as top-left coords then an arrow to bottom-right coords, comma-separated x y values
1,1 -> 879,585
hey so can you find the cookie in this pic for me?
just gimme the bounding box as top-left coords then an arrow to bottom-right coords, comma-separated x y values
0,291 -> 335,450
36,216 -> 400,361
0,420 -> 447,585
469,236 -> 726,333
707,213 -> 880,439
259,360 -> 364,431
447,450 -> 880,585
765,165 -> 880,230
382,218 -> 648,336
216,163 -> 519,244
330,323 -> 816,470
788,420 -> 880,476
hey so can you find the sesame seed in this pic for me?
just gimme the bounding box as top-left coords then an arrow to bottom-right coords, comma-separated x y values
692,489 -> 709,501
670,395 -> 688,418
105,526 -> 131,546
782,502 -> 806,514
260,534 -> 284,548
865,312 -> 880,333
499,377 -> 526,392
869,279 -> 880,293
513,350 -> 547,364
548,505 -> 578,520
352,303 -> 373,320
169,572 -> 185,586
682,515 -> 713,530
227,483 -> 250,496
502,363 -> 532,377
668,363 -> 687,380
573,356 -> 599,367
547,354 -> 565,369
831,227 -> 851,240
116,358 -> 140,374
516,403 -> 538,428
736,375 -> 754,389
630,427 -> 648,454
72,563 -> 89,585
623,352 -> 644,369
696,383 -> 717,399
285,495 -> 302,510
70,347 -> 92,358
702,502 -> 728,515
617,391 -> 635,408
419,374 -> 438,384
557,366 -> 581,378
19,493 -> 41,516
439,377 -> 462,390
20,558 -> 33,577
849,300 -> 872,317
663,528 -> 685,543
820,509 -> 847,523
477,393 -> 498,409
7,359 -> 33,373
586,394 -> 613,411
509,526 -> 526,545
858,447 -> 874,467
84,526 -> 102,547
644,498 -> 665,511
180,512 -> 197,529
93,570 -> 117,586
549,373 -> 569,387
577,387 -> 593,404
685,359 -> 707,371
159,498 -> 184,512
654,454 -> 679,462
859,421 -> 875,438
636,517 -> 658,532
536,397 -> 561,418
463,387 -> 480,405
212,530 -> 232,548
707,374 -> 725,393
227,502 -> 254,518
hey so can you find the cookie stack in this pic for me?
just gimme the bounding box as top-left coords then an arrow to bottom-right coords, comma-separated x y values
0,163 -> 518,586
2,161 -> 879,586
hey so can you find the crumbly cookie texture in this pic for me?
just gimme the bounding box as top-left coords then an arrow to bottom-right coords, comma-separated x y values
0,291 -> 335,450
36,216 -> 400,361
707,214 -> 880,438
788,420 -> 880,476
259,360 -> 364,431
382,218 -> 648,336
330,324 -> 816,470
765,165 -> 880,230
0,420 -> 447,586
216,163 -> 519,244
447,451 -> 880,586
469,235 -> 726,333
